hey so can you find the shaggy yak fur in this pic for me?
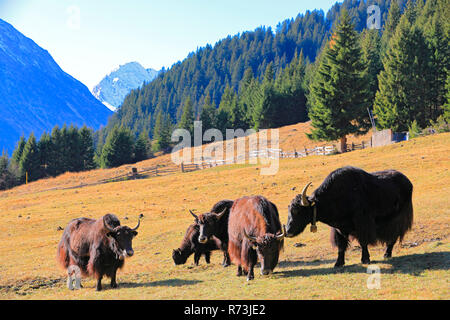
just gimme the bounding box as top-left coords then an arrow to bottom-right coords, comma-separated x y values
286,166 -> 413,267
190,199 -> 234,267
228,196 -> 284,281
172,223 -> 222,265
57,213 -> 140,291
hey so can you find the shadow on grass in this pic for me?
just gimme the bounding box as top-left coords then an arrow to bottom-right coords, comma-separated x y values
117,278 -> 202,289
278,259 -> 336,268
277,251 -> 450,278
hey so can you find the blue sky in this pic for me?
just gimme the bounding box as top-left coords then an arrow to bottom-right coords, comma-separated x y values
0,0 -> 337,89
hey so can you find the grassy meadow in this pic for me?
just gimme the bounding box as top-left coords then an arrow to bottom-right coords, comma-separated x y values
0,130 -> 449,299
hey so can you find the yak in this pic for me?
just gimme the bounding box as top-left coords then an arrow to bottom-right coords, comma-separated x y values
189,199 -> 234,267
57,213 -> 141,291
172,223 -> 222,265
285,166 -> 413,267
228,196 -> 285,281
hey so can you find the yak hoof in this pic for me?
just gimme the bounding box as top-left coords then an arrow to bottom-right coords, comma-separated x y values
247,275 -> 254,281
334,261 -> 345,268
111,283 -> 118,288
361,259 -> 371,264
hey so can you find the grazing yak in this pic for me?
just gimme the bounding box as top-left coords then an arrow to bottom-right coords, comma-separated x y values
228,196 -> 285,281
189,199 -> 234,267
172,223 -> 222,265
285,166 -> 413,267
57,214 -> 141,291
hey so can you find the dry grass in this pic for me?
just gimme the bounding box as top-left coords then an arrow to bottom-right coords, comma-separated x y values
0,130 -> 448,300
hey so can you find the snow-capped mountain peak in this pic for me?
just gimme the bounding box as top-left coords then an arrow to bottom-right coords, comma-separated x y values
92,62 -> 160,111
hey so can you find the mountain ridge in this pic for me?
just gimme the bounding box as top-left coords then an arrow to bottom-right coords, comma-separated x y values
0,18 -> 112,154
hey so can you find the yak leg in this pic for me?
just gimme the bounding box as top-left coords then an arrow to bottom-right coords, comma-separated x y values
96,275 -> 103,291
204,251 -> 211,264
246,249 -> 257,281
193,252 -> 201,266
111,269 -> 118,288
222,251 -> 231,267
361,244 -> 371,264
236,265 -> 243,276
384,240 -> 396,259
334,230 -> 349,268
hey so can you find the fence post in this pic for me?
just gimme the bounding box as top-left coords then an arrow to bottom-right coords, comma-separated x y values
362,141 -> 365,149
181,162 -> 184,173
155,166 -> 158,176
351,142 -> 354,151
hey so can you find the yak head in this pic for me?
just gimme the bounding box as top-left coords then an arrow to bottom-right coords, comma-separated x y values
189,208 -> 226,244
243,227 -> 285,275
172,248 -> 189,265
286,182 -> 317,237
104,214 -> 141,260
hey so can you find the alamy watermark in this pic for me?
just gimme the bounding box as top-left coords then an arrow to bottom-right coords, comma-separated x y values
367,5 -> 381,30
170,121 -> 280,175
366,265 -> 381,289
67,265 -> 81,290
66,5 -> 81,30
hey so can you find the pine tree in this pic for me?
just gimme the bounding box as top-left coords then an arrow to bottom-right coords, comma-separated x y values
19,133 -> 41,182
133,131 -> 151,162
360,29 -> 383,109
49,125 -> 64,176
425,10 -> 449,120
66,125 -> 82,172
0,151 -> 17,190
199,94 -> 217,135
152,111 -> 172,152
79,125 -> 96,171
381,0 -> 402,55
374,12 -> 433,131
100,126 -> 135,168
11,136 -> 26,166
308,10 -> 371,150
37,132 -> 52,177
178,97 -> 195,136
251,62 -> 276,130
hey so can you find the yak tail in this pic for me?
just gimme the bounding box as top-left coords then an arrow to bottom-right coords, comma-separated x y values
56,236 -> 70,270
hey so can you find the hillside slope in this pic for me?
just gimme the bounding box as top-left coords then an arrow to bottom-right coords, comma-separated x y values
0,19 -> 112,154
0,131 -> 448,299
1,121 -> 372,194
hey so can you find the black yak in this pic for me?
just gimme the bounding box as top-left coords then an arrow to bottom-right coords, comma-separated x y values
57,214 -> 141,291
228,196 -> 285,281
172,223 -> 222,265
189,199 -> 234,267
285,166 -> 413,267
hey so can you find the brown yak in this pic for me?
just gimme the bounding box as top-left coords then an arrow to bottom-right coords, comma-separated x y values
57,213 -> 141,291
228,196 -> 285,281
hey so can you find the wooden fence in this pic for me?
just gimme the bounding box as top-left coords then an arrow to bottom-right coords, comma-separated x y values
48,140 -> 380,193
346,140 -> 372,152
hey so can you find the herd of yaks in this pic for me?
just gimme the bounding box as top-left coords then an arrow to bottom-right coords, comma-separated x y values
57,165 -> 414,290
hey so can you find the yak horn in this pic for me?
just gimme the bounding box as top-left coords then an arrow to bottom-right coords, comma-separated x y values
189,210 -> 199,220
243,229 -> 257,242
301,182 -> 312,206
215,207 -> 227,220
276,225 -> 286,240
131,216 -> 141,231
103,215 -> 115,232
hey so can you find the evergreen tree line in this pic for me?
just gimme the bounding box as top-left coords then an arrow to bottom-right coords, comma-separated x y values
306,0 -> 449,149
98,0 -> 396,148
1,124 -> 152,190
162,52 -> 308,150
